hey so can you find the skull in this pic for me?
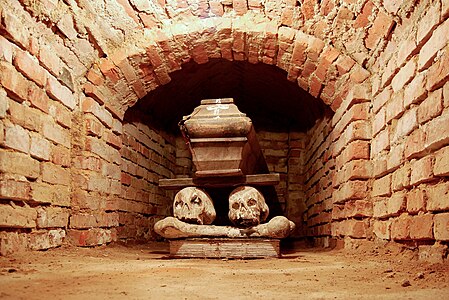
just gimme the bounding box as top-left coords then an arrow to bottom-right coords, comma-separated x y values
228,186 -> 269,227
173,187 -> 216,225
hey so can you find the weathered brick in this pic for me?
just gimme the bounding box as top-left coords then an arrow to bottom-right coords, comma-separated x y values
31,182 -> 70,206
0,205 -> 36,228
372,174 -> 392,197
30,133 -> 51,161
418,18 -> 449,71
391,59 -> 416,93
8,100 -> 42,132
392,164 -> 410,192
36,207 -> 69,228
42,163 -> 71,186
70,213 -> 97,229
434,145 -> 449,177
333,180 -> 368,203
1,11 -> 30,49
4,123 -> 30,153
410,156 -> 434,186
427,182 -> 449,211
85,115 -> 103,137
28,229 -> 65,251
39,46 -> 62,77
0,35 -> 14,63
434,213 -> 449,240
371,128 -> 390,156
0,231 -> 28,256
372,107 -> 386,136
67,228 -> 116,246
46,76 -> 76,110
386,91 -> 404,123
426,45 -> 449,91
13,50 -> 47,87
0,150 -> 40,179
410,214 -> 434,240
0,62 -> 30,102
0,89 -> 8,118
418,88 -> 443,124
28,84 -> 50,113
0,179 -> 31,201
404,128 -> 426,159
391,214 -> 411,240
82,97 -> 113,128
373,219 -> 391,240
392,107 -> 418,143
50,144 -> 71,167
407,188 -> 426,214
365,11 -> 394,50
425,112 -> 449,151
42,121 -> 70,148
344,200 -> 373,218
417,1 -> 441,45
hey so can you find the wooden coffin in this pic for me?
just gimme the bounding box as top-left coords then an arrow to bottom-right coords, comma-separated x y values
180,98 -> 268,178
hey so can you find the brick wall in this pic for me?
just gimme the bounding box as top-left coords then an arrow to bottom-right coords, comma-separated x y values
1,0 -> 448,259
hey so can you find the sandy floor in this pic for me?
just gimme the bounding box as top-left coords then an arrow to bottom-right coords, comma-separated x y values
0,242 -> 448,300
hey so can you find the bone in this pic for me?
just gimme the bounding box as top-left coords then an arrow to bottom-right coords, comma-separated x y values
228,186 -> 269,227
154,216 -> 295,239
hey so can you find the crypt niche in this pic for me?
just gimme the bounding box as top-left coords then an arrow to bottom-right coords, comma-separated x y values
155,98 -> 295,258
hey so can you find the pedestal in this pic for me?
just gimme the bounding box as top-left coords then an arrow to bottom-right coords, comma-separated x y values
169,238 -> 280,258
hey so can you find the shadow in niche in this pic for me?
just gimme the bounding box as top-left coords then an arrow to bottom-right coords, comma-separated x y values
123,59 -> 332,233
125,59 -> 328,134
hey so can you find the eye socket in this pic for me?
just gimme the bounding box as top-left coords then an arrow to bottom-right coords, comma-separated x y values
174,201 -> 182,208
232,202 -> 240,210
191,195 -> 202,205
247,198 -> 257,206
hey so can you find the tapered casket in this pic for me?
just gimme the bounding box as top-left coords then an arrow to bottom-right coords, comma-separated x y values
179,98 -> 268,178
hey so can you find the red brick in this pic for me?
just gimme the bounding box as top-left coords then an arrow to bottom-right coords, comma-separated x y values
385,92 -> 404,123
372,107 -> 386,136
417,88 -> 443,125
85,115 -> 103,137
391,59 -> 416,93
81,97 -> 113,128
434,213 -> 449,240
410,214 -> 434,240
0,62 -> 30,102
46,76 -> 76,110
371,128 -> 390,156
336,140 -> 370,169
0,89 -> 7,118
99,58 -> 120,83
425,112 -> 449,151
70,214 -> 97,229
67,228 -> 115,247
404,128 -> 426,159
349,66 -> 370,84
0,35 -> 13,63
410,156 -> 434,186
418,18 -> 449,71
373,220 -> 391,240
392,165 -> 410,192
336,55 -> 355,75
38,46 -> 62,77
30,133 -> 51,161
42,121 -> 70,148
372,174 -> 392,197
407,188 -> 426,214
42,163 -> 71,186
14,51 -> 47,88
0,205 -> 36,228
302,0 -> 317,20
387,191 -> 406,216
0,179 -> 31,201
373,87 -> 392,114
333,180 -> 368,203
354,1 -> 374,28
344,200 -> 373,218
426,45 -> 449,91
444,81 -> 449,108
37,207 -> 69,228
434,146 -> 449,177
392,107 -> 417,143
4,123 -> 30,154
105,131 -> 122,150
397,39 -> 418,68
50,144 -> 71,167
87,68 -> 104,86
1,11 -> 30,49
391,214 -> 411,240
365,11 -> 394,50
346,219 -> 370,238
417,2 -> 441,46
309,75 -> 322,97
427,182 -> 449,211
28,84 -> 49,113
0,150 -> 40,179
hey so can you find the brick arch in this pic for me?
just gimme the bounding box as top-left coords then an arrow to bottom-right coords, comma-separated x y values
82,16 -> 370,120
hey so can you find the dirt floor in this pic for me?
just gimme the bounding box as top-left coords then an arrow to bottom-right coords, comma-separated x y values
0,242 -> 448,300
